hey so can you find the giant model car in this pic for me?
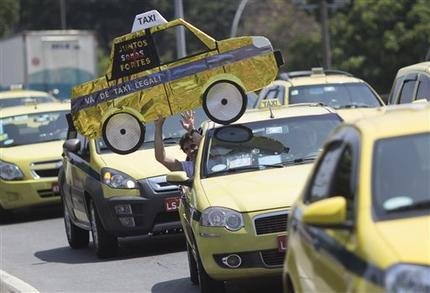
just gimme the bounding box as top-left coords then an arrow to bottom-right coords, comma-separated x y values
70,10 -> 283,154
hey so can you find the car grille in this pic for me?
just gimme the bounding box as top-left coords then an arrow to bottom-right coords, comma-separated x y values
254,212 -> 288,235
38,189 -> 60,198
260,249 -> 285,267
34,168 -> 60,178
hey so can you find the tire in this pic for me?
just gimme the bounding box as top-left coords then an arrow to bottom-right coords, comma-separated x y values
187,242 -> 199,285
196,252 -> 225,293
102,112 -> 145,155
63,201 -> 89,248
89,200 -> 118,258
203,81 -> 247,125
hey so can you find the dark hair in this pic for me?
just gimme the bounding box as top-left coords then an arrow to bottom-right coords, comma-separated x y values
179,132 -> 194,151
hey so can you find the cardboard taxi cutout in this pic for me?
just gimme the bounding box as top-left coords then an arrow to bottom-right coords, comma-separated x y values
70,10 -> 284,154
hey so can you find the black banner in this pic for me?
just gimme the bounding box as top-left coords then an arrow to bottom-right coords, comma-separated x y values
110,33 -> 160,80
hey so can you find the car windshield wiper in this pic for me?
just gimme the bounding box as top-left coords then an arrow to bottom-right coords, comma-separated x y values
285,156 -> 317,165
209,164 -> 285,176
162,137 -> 180,144
342,103 -> 371,109
386,200 -> 430,213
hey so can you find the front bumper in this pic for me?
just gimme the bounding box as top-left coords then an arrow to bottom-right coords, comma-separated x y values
194,209 -> 288,280
0,178 -> 60,210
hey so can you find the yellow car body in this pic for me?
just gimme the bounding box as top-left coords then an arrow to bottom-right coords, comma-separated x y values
70,12 -> 282,155
0,89 -> 58,108
0,102 -> 69,213
388,61 -> 430,104
255,68 -> 384,122
168,104 -> 342,291
284,103 -> 430,292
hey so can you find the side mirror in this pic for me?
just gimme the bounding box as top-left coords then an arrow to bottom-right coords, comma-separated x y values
63,138 -> 81,154
166,171 -> 193,187
303,196 -> 352,229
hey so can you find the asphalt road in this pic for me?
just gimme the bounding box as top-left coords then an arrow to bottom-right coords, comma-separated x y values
0,206 -> 282,293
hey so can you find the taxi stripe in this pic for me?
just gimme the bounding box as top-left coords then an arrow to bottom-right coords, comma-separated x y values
299,223 -> 385,287
71,44 -> 273,114
68,153 -> 99,180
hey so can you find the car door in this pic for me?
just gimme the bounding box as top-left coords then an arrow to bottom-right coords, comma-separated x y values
415,73 -> 430,101
397,73 -> 418,104
294,137 -> 360,291
151,23 -> 220,115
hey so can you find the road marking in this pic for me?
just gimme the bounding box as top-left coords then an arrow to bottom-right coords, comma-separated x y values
0,270 -> 39,293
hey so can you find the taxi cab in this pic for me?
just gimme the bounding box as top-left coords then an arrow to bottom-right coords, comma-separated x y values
284,104 -> 430,292
0,102 -> 69,217
70,10 -> 283,154
60,109 -> 208,258
0,88 -> 58,108
254,68 -> 384,121
167,104 -> 342,293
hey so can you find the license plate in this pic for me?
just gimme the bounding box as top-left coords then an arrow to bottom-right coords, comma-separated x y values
277,235 -> 287,252
164,197 -> 180,212
52,183 -> 60,193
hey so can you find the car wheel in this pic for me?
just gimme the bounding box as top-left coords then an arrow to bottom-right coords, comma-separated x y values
102,112 -> 145,155
203,81 -> 247,125
186,242 -> 199,285
196,252 -> 225,293
89,200 -> 118,258
63,201 -> 89,248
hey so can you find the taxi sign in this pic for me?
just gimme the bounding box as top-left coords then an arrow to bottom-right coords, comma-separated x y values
259,98 -> 281,109
131,10 -> 168,32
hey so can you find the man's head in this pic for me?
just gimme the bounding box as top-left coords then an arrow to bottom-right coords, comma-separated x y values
180,132 -> 198,160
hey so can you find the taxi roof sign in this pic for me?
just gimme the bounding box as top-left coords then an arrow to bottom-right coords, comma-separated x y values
131,10 -> 168,32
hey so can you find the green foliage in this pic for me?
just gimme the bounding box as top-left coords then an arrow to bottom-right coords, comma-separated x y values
0,0 -> 20,37
331,0 -> 430,94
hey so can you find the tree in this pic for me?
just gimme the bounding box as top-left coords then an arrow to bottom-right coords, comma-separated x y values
0,0 -> 19,37
331,0 -> 430,94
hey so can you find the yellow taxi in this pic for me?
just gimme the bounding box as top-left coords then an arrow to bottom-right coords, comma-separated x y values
0,102 -> 69,217
254,67 -> 384,121
60,109 -> 209,258
388,61 -> 430,104
0,88 -> 58,108
284,103 -> 430,292
167,104 -> 342,292
70,10 -> 283,154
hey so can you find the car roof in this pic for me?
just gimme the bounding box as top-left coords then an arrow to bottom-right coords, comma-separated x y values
1,102 -> 70,118
396,61 -> 430,78
350,103 -> 430,140
0,89 -> 54,99
204,104 -> 338,130
281,74 -> 364,87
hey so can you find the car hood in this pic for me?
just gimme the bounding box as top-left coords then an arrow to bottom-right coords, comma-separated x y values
337,108 -> 382,122
200,164 -> 312,213
375,215 -> 430,265
99,144 -> 186,180
1,140 -> 64,162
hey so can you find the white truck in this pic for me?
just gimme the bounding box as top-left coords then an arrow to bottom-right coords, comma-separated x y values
0,30 -> 97,100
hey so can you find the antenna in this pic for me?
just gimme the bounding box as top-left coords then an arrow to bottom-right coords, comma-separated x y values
268,105 -> 275,119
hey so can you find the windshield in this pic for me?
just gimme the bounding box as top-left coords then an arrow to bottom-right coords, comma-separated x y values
96,108 -> 209,153
289,83 -> 381,109
203,114 -> 341,177
372,133 -> 430,220
0,95 -> 57,108
0,110 -> 68,147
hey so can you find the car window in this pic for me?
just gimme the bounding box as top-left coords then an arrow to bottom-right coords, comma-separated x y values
203,114 -> 341,177
288,83 -> 381,109
306,142 -> 344,203
256,84 -> 286,107
398,80 -> 416,104
0,110 -> 68,147
416,74 -> 430,101
388,78 -> 403,104
0,95 -> 57,108
152,25 -> 209,65
372,133 -> 430,220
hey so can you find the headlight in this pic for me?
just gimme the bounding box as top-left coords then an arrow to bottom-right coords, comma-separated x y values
0,160 -> 24,180
385,263 -> 430,293
101,168 -> 137,189
200,207 -> 244,231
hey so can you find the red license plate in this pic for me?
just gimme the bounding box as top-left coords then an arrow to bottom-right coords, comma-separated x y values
278,235 -> 288,252
52,183 -> 60,193
164,197 -> 180,212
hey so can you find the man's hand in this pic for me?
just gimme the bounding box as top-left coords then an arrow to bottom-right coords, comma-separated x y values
155,116 -> 166,129
180,110 -> 195,132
